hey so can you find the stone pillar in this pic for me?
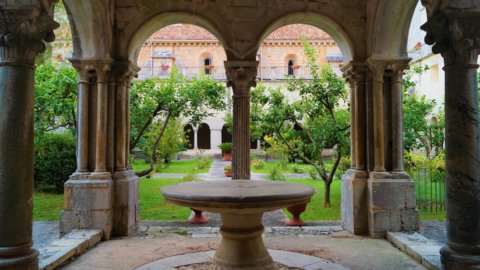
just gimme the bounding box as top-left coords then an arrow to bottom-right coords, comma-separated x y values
92,63 -> 111,177
193,126 -> 199,150
72,63 -> 94,173
341,63 -> 369,235
61,60 -> 114,240
365,59 -> 419,238
422,8 -> 480,269
389,61 -> 409,173
0,4 -> 58,270
211,128 -> 222,150
225,61 -> 258,180
112,62 -> 140,237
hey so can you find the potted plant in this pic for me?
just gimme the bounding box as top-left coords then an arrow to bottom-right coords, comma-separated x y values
224,165 -> 232,177
205,64 -> 215,70
292,64 -> 300,70
218,142 -> 232,161
160,64 -> 169,70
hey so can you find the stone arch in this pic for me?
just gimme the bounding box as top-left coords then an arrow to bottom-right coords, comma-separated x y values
197,123 -> 211,149
126,12 -> 227,63
184,124 -> 195,150
369,0 -> 419,59
257,12 -> 355,63
221,124 -> 232,143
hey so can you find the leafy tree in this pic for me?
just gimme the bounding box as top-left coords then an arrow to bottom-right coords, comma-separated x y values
34,61 -> 78,137
259,40 -> 350,207
130,67 -> 227,176
403,65 -> 444,158
143,118 -> 186,166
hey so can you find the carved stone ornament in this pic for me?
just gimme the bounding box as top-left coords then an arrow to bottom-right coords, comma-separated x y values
0,2 -> 59,65
421,6 -> 480,65
225,61 -> 259,97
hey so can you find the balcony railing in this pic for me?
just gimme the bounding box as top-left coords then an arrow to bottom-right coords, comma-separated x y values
136,65 -> 316,81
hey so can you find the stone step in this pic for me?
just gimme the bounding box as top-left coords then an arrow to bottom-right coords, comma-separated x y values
387,231 -> 441,270
39,230 -> 102,270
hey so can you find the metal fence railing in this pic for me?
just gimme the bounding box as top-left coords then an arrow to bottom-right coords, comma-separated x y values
410,167 -> 446,215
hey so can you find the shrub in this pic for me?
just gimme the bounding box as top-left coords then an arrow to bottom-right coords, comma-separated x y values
265,166 -> 286,181
34,132 -> 77,192
224,165 -> 232,172
182,170 -> 200,181
291,163 -> 305,174
251,159 -> 266,170
308,167 -> 319,180
197,156 -> 212,170
218,142 -> 233,153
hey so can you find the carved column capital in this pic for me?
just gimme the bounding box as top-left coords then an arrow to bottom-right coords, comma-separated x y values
421,10 -> 480,66
225,61 -> 259,97
113,61 -> 140,82
342,62 -> 368,84
69,59 -> 96,82
0,4 -> 59,66
367,59 -> 389,82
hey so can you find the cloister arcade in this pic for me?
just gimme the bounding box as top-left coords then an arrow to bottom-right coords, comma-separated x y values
0,1 -> 479,269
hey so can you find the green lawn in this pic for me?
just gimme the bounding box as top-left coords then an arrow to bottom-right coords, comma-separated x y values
139,178 -> 192,220
33,190 -> 63,221
32,175 -> 445,221
132,158 -> 213,174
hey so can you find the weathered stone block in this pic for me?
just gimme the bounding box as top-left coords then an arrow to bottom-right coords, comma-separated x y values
112,171 -> 139,237
401,209 -> 420,231
341,170 -> 368,235
368,209 -> 390,238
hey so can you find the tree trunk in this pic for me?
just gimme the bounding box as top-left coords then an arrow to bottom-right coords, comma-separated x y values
323,180 -> 332,208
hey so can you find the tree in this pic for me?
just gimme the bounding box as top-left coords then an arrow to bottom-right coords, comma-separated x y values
259,40 -> 350,207
130,67 -> 227,176
403,65 -> 444,158
34,61 -> 78,137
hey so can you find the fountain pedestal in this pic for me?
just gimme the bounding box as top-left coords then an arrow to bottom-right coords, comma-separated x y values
161,180 -> 315,270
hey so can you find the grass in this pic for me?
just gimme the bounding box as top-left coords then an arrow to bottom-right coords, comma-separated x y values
139,178 -> 192,220
132,158 -> 213,174
33,190 -> 63,221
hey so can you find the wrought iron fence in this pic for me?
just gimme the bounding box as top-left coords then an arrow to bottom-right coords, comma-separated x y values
410,167 -> 446,214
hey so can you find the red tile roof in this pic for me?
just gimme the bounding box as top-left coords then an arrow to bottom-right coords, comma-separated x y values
149,24 -> 332,42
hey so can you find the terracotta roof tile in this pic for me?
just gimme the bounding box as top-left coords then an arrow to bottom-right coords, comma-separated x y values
149,24 -> 332,42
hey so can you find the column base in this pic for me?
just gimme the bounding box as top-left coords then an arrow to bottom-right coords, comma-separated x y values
367,173 -> 419,238
441,246 -> 480,270
214,213 -> 274,270
60,176 -> 113,240
341,169 -> 369,235
0,248 -> 38,270
112,170 -> 139,237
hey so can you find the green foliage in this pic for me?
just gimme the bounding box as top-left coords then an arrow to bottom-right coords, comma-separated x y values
34,132 -> 77,192
182,170 -> 200,181
308,167 -> 319,180
130,70 -> 227,175
218,142 -> 233,153
197,156 -> 212,169
265,166 -> 286,181
251,159 -> 266,170
291,163 -> 305,173
224,165 -> 232,172
34,62 -> 78,136
403,65 -> 444,158
144,118 -> 185,165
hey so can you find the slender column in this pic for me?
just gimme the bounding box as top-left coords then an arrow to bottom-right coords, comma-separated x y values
225,61 -> 259,180
193,126 -> 199,150
70,62 -> 94,173
344,70 -> 357,169
367,61 -> 386,173
390,61 -> 409,172
115,78 -> 127,170
353,67 -> 367,171
0,4 -> 58,270
422,9 -> 480,269
93,63 -> 111,175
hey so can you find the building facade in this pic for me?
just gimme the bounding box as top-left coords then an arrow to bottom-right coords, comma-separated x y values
135,24 -> 343,151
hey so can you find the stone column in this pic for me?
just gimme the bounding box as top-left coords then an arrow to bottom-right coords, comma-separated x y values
389,61 -> 409,173
225,61 -> 258,180
61,59 -> 115,240
193,126 -> 199,150
365,59 -> 419,238
341,62 -> 369,235
211,128 -> 222,150
0,4 -> 58,270
112,62 -> 140,237
368,60 -> 387,174
92,63 -> 112,177
422,9 -> 480,269
71,62 -> 94,173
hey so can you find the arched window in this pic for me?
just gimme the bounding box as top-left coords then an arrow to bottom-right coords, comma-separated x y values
204,57 -> 212,75
198,123 -> 211,149
287,60 -> 295,76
